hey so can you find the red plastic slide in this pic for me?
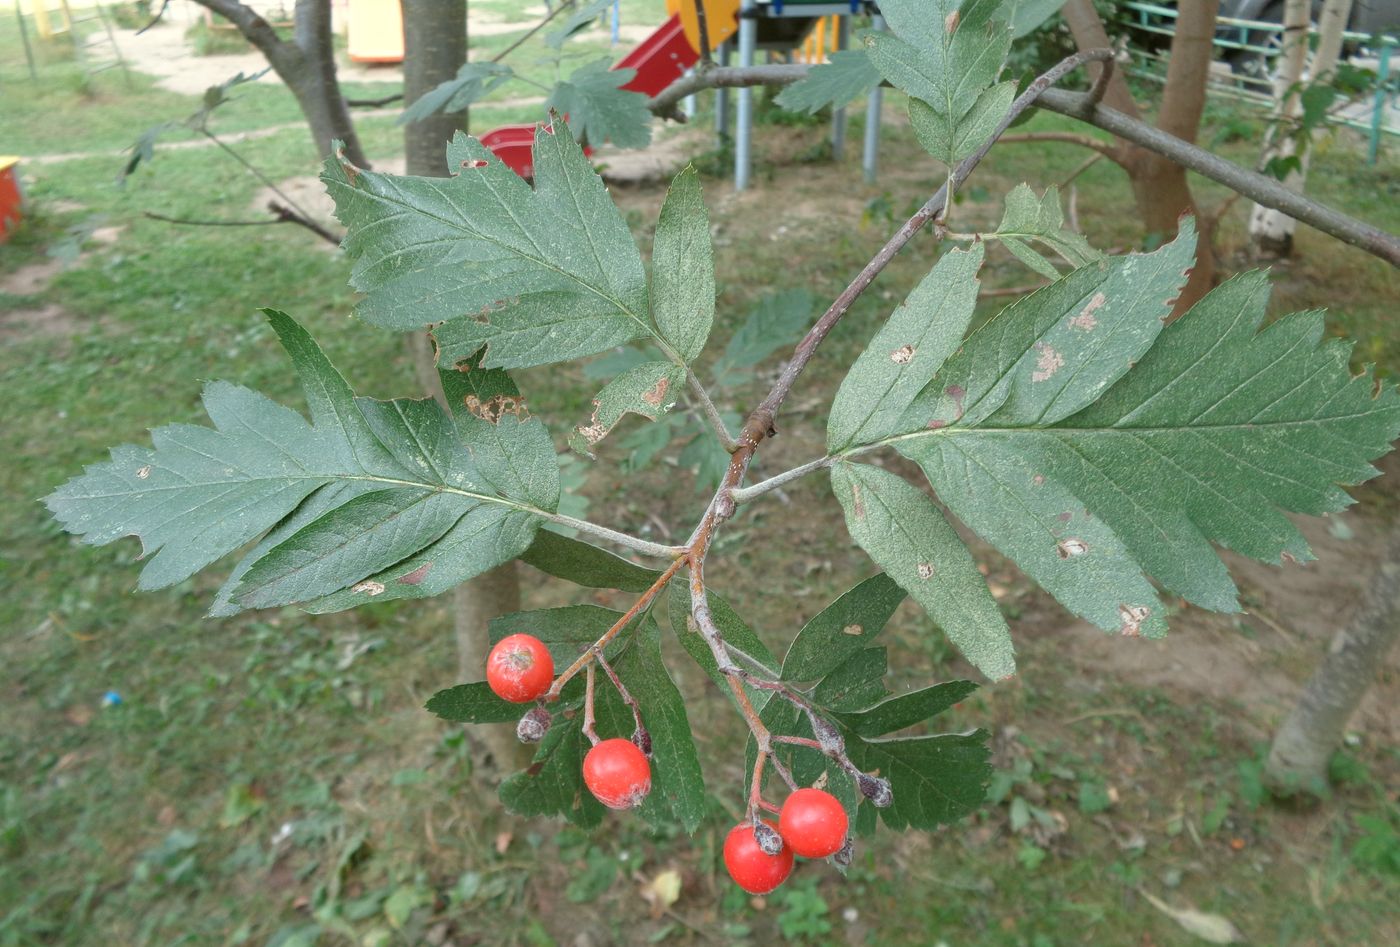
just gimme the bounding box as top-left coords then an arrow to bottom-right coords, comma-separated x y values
479,14 -> 699,179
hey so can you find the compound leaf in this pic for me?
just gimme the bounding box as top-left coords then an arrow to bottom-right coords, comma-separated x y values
992,183 -> 1101,278
569,361 -> 684,456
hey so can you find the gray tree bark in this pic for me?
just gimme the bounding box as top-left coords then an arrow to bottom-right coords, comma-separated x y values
1267,524 -> 1400,793
399,0 -> 532,775
194,0 -> 368,166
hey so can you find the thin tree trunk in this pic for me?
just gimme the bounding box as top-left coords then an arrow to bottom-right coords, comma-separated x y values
194,0 -> 369,167
1249,0 -> 1354,257
399,0 -> 533,775
1267,524 -> 1400,793
1062,0 -> 1217,311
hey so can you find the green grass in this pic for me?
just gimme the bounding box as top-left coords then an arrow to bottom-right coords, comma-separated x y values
3,10 -> 1400,946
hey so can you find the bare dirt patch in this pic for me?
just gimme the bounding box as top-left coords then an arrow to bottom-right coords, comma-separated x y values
0,302 -> 80,342
1,258 -> 65,296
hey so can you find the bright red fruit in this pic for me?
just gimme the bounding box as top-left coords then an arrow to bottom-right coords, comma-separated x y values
485,634 -> 554,702
582,738 -> 651,809
723,821 -> 794,894
778,788 -> 848,858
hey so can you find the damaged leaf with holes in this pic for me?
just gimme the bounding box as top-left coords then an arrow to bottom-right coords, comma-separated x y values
829,224 -> 1400,680
44,311 -> 558,614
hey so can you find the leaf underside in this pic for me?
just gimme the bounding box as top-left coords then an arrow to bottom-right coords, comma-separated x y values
830,227 -> 1400,679
44,311 -> 558,614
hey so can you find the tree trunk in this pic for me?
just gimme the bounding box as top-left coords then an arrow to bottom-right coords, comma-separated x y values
399,0 -> 533,776
194,0 -> 369,167
1266,524 -> 1400,794
1248,0 -> 1354,257
1062,0 -> 1217,311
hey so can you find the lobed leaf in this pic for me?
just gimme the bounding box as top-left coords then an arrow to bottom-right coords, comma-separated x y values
991,183 -> 1101,279
45,311 -> 553,613
323,127 -> 653,368
774,49 -> 884,114
548,59 -> 653,150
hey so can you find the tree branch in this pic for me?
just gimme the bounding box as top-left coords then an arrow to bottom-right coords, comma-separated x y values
997,131 -> 1122,161
648,64 -> 810,115
1037,88 -> 1400,266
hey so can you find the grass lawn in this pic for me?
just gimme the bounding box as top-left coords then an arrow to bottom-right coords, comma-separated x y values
3,5 -> 1400,946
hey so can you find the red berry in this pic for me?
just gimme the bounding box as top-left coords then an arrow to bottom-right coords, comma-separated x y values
485,634 -> 553,703
778,788 -> 848,858
582,738 -> 651,810
723,821 -> 794,894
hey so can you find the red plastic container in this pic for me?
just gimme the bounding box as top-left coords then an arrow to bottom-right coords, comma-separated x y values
0,158 -> 22,242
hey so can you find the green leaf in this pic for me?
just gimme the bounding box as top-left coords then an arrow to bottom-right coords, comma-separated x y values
991,184 -> 1101,279
842,728 -> 992,830
569,361 -> 684,456
865,0 -> 1011,119
1007,0 -> 1069,38
774,49 -> 883,114
812,647 -> 888,711
545,0 -> 616,48
901,222 -> 1197,431
234,489 -> 473,609
45,311 -> 549,611
669,582 -> 779,698
875,269 -> 1400,628
500,712 -> 603,827
399,61 -> 513,125
323,128 -> 655,369
518,529 -> 661,593
425,682 -> 524,724
780,574 -> 906,682
489,604 -> 630,665
594,618 -> 707,833
909,80 -> 1015,165
828,244 -> 985,452
711,289 -> 816,383
438,350 -> 560,511
548,59 -> 653,150
838,680 -> 978,737
831,463 -> 1014,681
650,166 -> 715,363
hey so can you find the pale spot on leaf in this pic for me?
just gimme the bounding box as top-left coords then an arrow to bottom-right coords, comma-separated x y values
890,344 -> 915,364
352,580 -> 386,597
917,563 -> 935,579
1032,342 -> 1064,382
1118,604 -> 1150,636
1069,292 -> 1106,331
842,624 -> 863,636
136,465 -> 152,480
1057,538 -> 1089,559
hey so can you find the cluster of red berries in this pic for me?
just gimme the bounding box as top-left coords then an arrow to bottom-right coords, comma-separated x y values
487,633 -> 854,894
487,634 -> 652,810
724,787 -> 850,894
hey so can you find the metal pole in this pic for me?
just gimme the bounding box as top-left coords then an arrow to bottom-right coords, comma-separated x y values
611,0 -> 620,46
862,14 -> 885,184
14,0 -> 38,81
683,68 -> 697,119
1369,41 -> 1392,166
735,7 -> 757,190
717,40 -> 731,143
831,15 -> 849,159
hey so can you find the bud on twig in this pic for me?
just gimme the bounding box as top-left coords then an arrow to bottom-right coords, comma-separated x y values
631,726 -> 653,758
753,820 -> 784,856
858,772 -> 893,808
832,837 -> 854,870
809,712 -> 844,755
516,706 -> 551,744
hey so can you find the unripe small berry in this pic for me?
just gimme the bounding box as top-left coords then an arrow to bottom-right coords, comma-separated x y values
485,634 -> 554,703
858,772 -> 893,808
582,738 -> 652,810
778,788 -> 848,858
516,706 -> 551,744
723,821 -> 793,894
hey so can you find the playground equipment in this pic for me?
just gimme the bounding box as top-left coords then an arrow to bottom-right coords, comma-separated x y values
347,0 -> 404,64
476,0 -> 885,188
16,0 -> 130,85
0,157 -> 23,242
